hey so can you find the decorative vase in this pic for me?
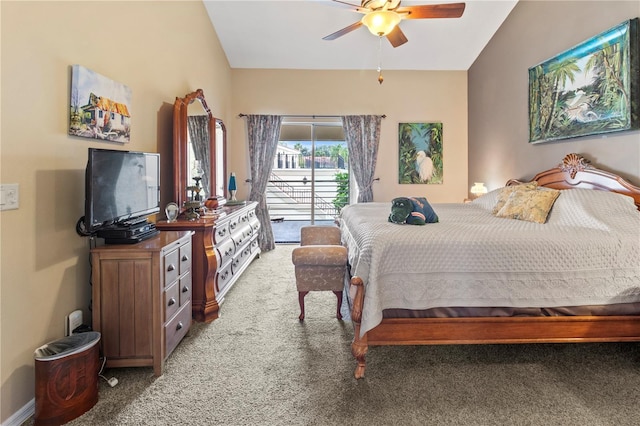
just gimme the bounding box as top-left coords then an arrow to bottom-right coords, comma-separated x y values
205,197 -> 218,210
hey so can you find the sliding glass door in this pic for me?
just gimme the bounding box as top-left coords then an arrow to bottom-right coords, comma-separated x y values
268,120 -> 349,243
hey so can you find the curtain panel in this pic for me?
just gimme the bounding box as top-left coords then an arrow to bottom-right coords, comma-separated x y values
245,114 -> 283,251
341,115 -> 382,203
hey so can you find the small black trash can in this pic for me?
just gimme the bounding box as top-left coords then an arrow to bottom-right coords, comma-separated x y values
34,331 -> 100,426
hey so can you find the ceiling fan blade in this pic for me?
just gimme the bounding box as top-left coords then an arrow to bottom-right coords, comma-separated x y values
323,21 -> 363,40
397,2 -> 466,19
330,0 -> 363,8
386,25 -> 408,48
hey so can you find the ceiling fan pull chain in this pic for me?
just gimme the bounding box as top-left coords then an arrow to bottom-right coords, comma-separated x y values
377,35 -> 384,85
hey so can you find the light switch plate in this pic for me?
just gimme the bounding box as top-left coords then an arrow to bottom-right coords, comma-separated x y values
0,184 -> 19,211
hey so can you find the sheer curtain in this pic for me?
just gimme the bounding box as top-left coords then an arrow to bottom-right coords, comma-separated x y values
341,115 -> 382,202
245,114 -> 283,251
187,115 -> 210,197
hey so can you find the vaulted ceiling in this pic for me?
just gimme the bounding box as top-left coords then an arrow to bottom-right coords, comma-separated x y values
203,0 -> 519,71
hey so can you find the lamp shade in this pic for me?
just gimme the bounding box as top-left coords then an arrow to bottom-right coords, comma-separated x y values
470,182 -> 488,197
361,10 -> 401,36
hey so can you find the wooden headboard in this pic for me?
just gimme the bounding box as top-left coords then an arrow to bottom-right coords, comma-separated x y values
507,153 -> 640,211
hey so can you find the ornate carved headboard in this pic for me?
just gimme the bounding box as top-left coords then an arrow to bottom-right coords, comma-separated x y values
507,153 -> 640,211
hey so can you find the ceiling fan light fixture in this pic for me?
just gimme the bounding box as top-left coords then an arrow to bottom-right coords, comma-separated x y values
361,10 -> 401,36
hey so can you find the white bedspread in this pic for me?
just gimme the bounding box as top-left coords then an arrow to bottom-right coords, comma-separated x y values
340,189 -> 640,337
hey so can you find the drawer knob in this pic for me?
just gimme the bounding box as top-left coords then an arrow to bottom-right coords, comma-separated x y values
176,322 -> 183,331
168,298 -> 176,306
167,264 -> 175,272
181,255 -> 189,262
182,285 -> 189,293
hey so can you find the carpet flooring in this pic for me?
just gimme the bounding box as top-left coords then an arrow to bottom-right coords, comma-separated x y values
61,244 -> 640,425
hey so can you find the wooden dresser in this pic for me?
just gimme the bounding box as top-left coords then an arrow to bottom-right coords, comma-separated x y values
90,230 -> 193,376
156,201 -> 260,323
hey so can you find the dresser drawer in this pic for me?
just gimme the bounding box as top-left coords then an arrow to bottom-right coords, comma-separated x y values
179,242 -> 192,274
165,301 -> 191,356
216,262 -> 232,293
216,238 -> 235,268
250,218 -> 260,234
214,223 -> 229,244
238,212 -> 250,227
164,248 -> 180,286
164,282 -> 180,321
232,224 -> 253,248
179,271 -> 192,306
228,216 -> 240,234
232,244 -> 252,274
250,236 -> 259,253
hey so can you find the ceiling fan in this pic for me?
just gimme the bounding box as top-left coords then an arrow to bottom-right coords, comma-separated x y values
323,0 -> 466,48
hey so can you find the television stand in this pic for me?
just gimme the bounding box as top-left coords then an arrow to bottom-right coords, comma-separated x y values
97,220 -> 159,244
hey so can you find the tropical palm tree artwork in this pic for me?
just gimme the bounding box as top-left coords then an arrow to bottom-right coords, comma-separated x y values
398,122 -> 443,184
528,18 -> 638,144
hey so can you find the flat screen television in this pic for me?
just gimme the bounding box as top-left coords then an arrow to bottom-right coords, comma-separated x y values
83,148 -> 160,233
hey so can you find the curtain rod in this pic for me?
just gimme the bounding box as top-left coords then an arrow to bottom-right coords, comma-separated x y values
238,113 -> 386,119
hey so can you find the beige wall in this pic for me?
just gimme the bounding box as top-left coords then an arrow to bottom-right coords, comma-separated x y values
469,1 -> 640,191
230,69 -> 469,203
0,1 -> 231,421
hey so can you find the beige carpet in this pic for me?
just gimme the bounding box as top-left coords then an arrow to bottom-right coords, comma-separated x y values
63,244 -> 640,425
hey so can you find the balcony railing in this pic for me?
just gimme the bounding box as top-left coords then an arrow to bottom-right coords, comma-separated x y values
267,171 -> 348,221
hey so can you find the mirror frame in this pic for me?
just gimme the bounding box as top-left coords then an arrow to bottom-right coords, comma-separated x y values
215,118 -> 227,199
173,89 -> 218,210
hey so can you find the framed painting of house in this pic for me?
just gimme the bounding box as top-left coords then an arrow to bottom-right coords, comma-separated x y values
528,18 -> 639,144
69,65 -> 132,143
398,122 -> 442,184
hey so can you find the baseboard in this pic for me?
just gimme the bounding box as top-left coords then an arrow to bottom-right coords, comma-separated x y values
2,398 -> 34,426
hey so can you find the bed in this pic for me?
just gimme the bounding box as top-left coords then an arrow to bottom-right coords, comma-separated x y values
340,153 -> 640,379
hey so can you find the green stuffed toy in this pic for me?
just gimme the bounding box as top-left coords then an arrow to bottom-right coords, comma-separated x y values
388,197 -> 439,225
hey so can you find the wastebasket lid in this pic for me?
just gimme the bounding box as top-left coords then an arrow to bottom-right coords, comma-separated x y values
34,331 -> 101,361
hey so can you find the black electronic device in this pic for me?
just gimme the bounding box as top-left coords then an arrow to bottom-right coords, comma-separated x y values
82,148 -> 160,242
102,228 -> 160,245
96,222 -> 157,240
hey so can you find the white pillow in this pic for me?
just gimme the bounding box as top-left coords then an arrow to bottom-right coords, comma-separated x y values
546,188 -> 638,228
470,188 -> 501,211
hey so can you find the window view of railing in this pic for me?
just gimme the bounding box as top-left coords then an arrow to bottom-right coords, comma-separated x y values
269,126 -> 349,243
267,170 -> 348,221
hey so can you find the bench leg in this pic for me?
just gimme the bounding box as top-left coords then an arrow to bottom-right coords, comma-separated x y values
298,291 -> 308,321
333,290 -> 343,320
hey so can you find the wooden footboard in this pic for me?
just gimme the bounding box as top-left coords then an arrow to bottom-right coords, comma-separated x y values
349,276 -> 640,379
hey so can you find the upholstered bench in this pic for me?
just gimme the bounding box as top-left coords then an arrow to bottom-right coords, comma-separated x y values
291,226 -> 346,321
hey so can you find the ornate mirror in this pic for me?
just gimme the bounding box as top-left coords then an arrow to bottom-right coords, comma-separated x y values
172,89 -> 226,210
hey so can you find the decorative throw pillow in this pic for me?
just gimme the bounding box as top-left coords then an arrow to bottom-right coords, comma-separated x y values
492,182 -> 538,215
388,196 -> 439,225
495,188 -> 561,224
406,197 -> 439,225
